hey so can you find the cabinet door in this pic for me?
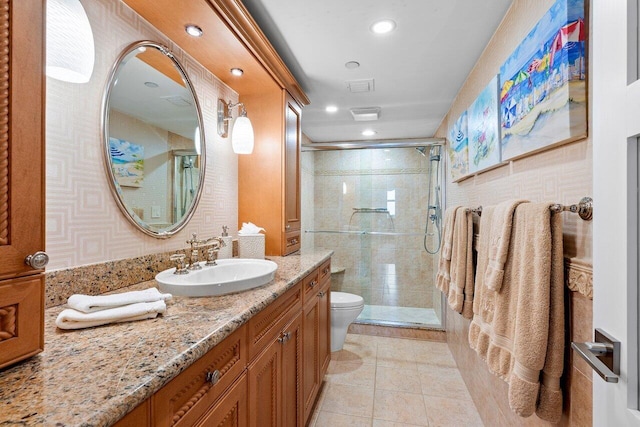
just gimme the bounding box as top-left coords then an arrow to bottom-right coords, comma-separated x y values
0,0 -> 45,279
281,311 -> 303,427
248,338 -> 281,427
195,374 -> 248,427
302,297 -> 320,423
0,0 -> 45,370
283,92 -> 301,237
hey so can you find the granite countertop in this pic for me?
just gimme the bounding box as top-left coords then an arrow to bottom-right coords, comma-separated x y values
0,250 -> 332,427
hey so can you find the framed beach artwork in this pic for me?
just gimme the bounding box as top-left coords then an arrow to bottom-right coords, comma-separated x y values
447,110 -> 469,181
499,0 -> 586,161
109,137 -> 144,187
468,75 -> 501,174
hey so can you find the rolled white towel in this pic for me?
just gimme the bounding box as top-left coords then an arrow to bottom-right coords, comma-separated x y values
55,300 -> 167,330
67,288 -> 172,313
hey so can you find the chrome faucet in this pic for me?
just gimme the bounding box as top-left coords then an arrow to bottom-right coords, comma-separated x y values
185,233 -> 227,268
203,237 -> 226,266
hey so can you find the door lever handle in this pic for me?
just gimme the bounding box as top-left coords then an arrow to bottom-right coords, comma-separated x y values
571,328 -> 620,383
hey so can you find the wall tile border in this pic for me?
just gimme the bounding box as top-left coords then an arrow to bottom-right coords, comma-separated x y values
565,258 -> 593,299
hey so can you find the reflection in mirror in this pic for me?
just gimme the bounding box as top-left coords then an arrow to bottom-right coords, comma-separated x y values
102,41 -> 205,238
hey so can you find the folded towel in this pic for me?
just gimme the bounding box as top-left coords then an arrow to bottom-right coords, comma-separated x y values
67,288 -> 172,313
435,206 -> 459,294
447,207 -> 474,319
56,300 -> 167,330
469,202 -> 564,422
484,199 -> 528,292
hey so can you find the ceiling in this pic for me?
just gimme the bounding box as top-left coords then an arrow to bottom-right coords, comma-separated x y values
240,0 -> 514,143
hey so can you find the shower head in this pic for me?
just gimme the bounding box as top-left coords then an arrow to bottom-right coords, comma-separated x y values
415,147 -> 428,157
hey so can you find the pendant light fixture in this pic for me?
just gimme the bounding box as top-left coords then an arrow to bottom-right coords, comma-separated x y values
46,0 -> 95,83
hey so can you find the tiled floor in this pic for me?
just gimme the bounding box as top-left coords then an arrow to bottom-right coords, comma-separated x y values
308,333 -> 484,427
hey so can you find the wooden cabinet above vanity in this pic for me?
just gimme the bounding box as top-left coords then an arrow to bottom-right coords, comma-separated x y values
123,0 -> 309,256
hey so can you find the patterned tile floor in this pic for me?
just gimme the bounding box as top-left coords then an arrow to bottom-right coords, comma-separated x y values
308,334 -> 484,427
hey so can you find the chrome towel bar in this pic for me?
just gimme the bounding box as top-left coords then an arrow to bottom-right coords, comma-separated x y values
466,196 -> 593,221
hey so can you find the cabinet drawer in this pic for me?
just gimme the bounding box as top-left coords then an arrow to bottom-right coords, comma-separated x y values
283,231 -> 300,255
0,276 -> 44,369
247,282 -> 302,360
302,268 -> 320,304
318,259 -> 331,285
114,400 -> 150,427
153,325 -> 247,427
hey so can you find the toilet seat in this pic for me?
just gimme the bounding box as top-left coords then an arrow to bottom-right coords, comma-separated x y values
331,291 -> 364,309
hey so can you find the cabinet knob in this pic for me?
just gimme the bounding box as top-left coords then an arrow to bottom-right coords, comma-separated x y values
286,224 -> 291,230
205,370 -> 221,385
24,251 -> 49,269
317,291 -> 326,298
277,331 -> 291,344
309,280 -> 317,288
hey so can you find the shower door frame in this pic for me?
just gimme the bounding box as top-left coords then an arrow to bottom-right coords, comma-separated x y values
304,139 -> 448,330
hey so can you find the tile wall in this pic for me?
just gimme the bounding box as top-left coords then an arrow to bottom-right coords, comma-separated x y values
434,0 -> 593,425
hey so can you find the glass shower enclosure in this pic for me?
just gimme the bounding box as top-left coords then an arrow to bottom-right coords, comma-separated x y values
303,143 -> 445,329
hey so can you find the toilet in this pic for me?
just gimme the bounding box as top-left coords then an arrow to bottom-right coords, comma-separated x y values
330,291 -> 364,352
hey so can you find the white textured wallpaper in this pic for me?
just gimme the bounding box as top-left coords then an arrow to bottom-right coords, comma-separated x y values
45,0 -> 239,270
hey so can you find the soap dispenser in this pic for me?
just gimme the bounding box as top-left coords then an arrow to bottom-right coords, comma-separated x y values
218,226 -> 233,259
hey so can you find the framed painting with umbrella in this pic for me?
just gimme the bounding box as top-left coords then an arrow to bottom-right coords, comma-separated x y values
499,0 -> 586,161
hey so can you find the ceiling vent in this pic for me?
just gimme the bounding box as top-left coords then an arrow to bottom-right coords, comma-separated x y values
350,107 -> 381,121
346,78 -> 375,93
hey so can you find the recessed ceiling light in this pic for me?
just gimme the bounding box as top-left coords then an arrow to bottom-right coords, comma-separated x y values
144,81 -> 158,88
230,68 -> 244,76
185,24 -> 203,37
345,61 -> 360,69
371,19 -> 396,34
325,105 -> 338,113
362,130 -> 377,136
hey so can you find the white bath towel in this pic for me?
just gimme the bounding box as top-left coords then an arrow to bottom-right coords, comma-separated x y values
55,300 -> 167,330
67,288 -> 172,313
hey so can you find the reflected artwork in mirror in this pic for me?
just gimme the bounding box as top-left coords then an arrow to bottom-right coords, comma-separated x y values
102,41 -> 205,238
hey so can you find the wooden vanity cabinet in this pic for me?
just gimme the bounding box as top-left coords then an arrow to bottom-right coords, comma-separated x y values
115,264 -> 330,427
246,282 -> 303,426
0,0 -> 46,370
302,260 -> 331,423
151,325 -> 248,427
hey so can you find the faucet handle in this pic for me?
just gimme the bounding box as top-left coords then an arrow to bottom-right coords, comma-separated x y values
205,247 -> 220,266
170,253 -> 189,275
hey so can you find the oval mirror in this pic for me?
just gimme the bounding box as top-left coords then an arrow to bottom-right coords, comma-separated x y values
102,41 -> 205,238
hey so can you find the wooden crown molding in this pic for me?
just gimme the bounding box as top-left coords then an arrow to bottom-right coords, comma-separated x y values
205,0 -> 310,106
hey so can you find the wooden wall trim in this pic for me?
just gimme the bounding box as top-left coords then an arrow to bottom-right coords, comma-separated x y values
206,0 -> 310,106
0,0 -> 8,246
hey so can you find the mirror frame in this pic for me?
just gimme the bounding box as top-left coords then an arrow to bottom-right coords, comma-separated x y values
101,40 -> 206,239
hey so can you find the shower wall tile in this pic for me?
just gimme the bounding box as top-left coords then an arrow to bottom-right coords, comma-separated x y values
310,148 -> 440,313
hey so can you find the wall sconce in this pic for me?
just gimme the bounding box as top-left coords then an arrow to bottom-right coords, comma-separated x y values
217,99 -> 254,154
46,0 -> 95,83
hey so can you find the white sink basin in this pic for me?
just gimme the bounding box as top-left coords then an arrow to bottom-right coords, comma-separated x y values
155,258 -> 278,297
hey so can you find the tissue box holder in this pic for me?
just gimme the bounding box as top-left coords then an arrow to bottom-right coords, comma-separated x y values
238,234 -> 265,259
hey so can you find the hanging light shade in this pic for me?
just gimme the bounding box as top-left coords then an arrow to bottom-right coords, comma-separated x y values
231,113 -> 254,154
46,0 -> 95,83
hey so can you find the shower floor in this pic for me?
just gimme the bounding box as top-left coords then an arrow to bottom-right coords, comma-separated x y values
356,304 -> 440,327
